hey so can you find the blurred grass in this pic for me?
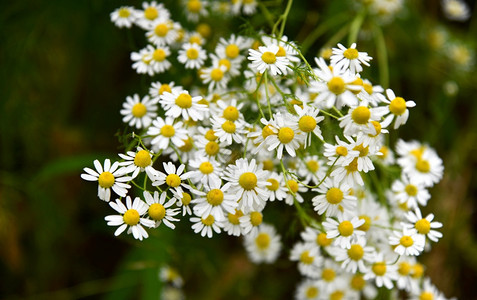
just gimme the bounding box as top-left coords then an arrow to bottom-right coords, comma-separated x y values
0,0 -> 476,299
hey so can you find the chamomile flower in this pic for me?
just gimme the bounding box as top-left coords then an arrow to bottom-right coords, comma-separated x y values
147,117 -> 188,150
159,89 -> 208,121
159,265 -> 184,287
339,104 -> 385,136
331,43 -> 372,74
178,43 -> 207,69
152,162 -> 191,196
110,6 -> 136,28
402,209 -> 443,243
105,196 -> 155,240
210,53 -> 242,77
118,148 -> 156,180
442,0 -> 470,21
240,210 -> 264,236
149,81 -> 181,101
395,256 -> 418,292
398,145 -> 444,187
194,134 -> 232,163
262,35 -> 301,63
323,136 -> 359,167
190,212 -> 222,238
215,34 -> 251,63
243,224 -> 281,263
295,279 -> 322,300
184,0 -> 208,22
130,46 -> 155,75
293,103 -> 324,147
265,112 -> 304,159
146,20 -> 179,46
173,190 -> 193,216
210,115 -> 246,145
134,1 -> 171,29
248,44 -> 290,76
330,155 -> 364,186
301,226 -> 334,251
223,209 -> 245,236
149,45 -> 172,73
378,89 -> 416,129
312,178 -> 356,217
264,171 -> 288,202
391,176 -> 430,209
409,277 -> 446,300
143,191 -> 180,229
332,236 -> 374,273
364,252 -> 399,289
283,178 -> 307,206
81,159 -> 131,202
310,57 -> 361,109
191,181 -> 237,221
200,65 -> 229,92
290,242 -> 323,278
120,94 -> 158,129
188,156 -> 223,188
360,79 -> 385,106
323,213 -> 365,249
297,155 -> 327,184
389,228 -> 425,256
318,259 -> 343,293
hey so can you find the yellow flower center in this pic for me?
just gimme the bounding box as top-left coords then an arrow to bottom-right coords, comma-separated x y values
416,159 -> 430,173
149,203 -> 166,221
400,236 -> 414,247
357,215 -> 371,231
336,146 -> 348,156
144,7 -> 158,20
175,94 -> 193,108
205,129 -> 218,141
328,77 -> 346,95
317,232 -> 333,246
286,180 -> 299,194
218,58 -> 231,71
210,68 -> 224,81
262,125 -> 275,139
250,211 -> 263,226
196,23 -> 211,38
227,209 -> 244,225
189,35 -> 202,45
134,150 -> 151,168
207,189 -> 224,206
179,137 -> 194,152
345,158 -> 359,173
262,159 -> 274,171
221,120 -> 236,133
187,0 -> 202,12
415,219 -> 431,234
186,48 -> 199,60
123,209 -> 140,226
225,44 -> 240,59
261,51 -> 277,64
351,106 -> 371,125
306,287 -> 319,298
118,8 -> 130,18
343,48 -> 359,60
298,115 -> 316,133
223,106 -> 239,121
159,84 -> 172,95
351,77 -> 363,95
255,232 -> 270,249
154,23 -> 169,37
347,244 -> 364,261
266,178 -> 279,191
338,220 -> 354,237
322,268 -> 336,282
205,141 -> 220,156
405,184 -> 418,196
278,127 -> 294,144
239,172 -> 257,190
199,162 -> 214,174
389,97 -> 407,116
132,103 -> 147,118
350,275 -> 366,290
141,54 -> 152,65
98,172 -> 115,188
369,121 -> 382,137
398,262 -> 411,276
419,292 -> 434,300
353,144 -> 369,157
276,46 -> 286,57
300,250 -> 314,264
181,192 -> 192,206
372,262 -> 387,276
307,160 -> 319,172
160,125 -> 175,137
201,215 -> 215,226
326,187 -> 344,204
412,263 -> 424,278
330,291 -> 344,300
153,49 -> 166,61
166,174 -> 181,187
363,83 -> 373,95
410,147 -> 425,159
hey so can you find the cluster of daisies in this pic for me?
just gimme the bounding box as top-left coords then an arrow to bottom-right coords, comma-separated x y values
82,1 -> 453,299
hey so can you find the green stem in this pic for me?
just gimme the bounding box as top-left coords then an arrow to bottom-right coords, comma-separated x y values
264,71 -> 273,118
319,109 -> 340,120
278,0 -> 294,39
347,9 -> 367,45
301,13 -> 350,54
374,24 -> 389,89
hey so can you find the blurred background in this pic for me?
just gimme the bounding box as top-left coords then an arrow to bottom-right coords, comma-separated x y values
1,0 -> 476,299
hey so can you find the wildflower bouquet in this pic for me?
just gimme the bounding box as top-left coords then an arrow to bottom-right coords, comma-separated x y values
82,1 -> 457,299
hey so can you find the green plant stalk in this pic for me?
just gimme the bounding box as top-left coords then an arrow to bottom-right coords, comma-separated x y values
374,24 -> 389,89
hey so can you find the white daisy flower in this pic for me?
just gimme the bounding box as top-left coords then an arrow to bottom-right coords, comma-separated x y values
200,65 -> 229,92
389,228 -> 425,256
223,158 -> 270,212
223,209 -> 245,236
309,57 -> 361,109
323,213 -> 365,249
243,224 -> 281,264
265,112 -> 305,159
312,177 -> 356,217
330,43 -> 372,74
188,156 -> 223,188
130,46 -> 155,76
262,35 -> 301,63
105,196 -> 155,240
210,116 -> 247,145
331,236 -> 374,273
348,273 -> 378,299
118,147 -> 156,180
283,178 -> 307,206
248,44 -> 290,76
159,265 -> 183,287
402,209 -> 443,243
159,89 -> 208,121
264,171 -> 287,202
191,181 -> 238,221
318,259 -> 344,293
209,53 -> 242,77
323,135 -> 359,167
172,190 -> 193,216
178,42 -> 207,69
301,226 -> 334,250
146,20 -> 179,46
359,79 -> 385,106
330,156 -> 364,186
398,144 -> 444,187
149,81 -> 182,101
391,176 -> 431,209
409,277 -> 447,300
184,0 -> 208,22
293,103 -> 324,147
239,210 -> 264,236
377,89 -> 416,129
290,242 -> 323,278
442,0 -> 470,21
148,45 -> 172,73
120,94 -> 158,129
294,279 -> 322,300
152,162 -> 191,196
143,191 -> 180,229
215,34 -> 251,63
339,104 -> 386,136
395,256 -> 418,292
81,159 -> 131,202
194,133 -> 232,163
190,212 -> 222,238
110,6 -> 136,28
134,1 -> 171,29
297,155 -> 327,184
377,144 -> 395,166
147,117 -> 188,150
185,30 -> 205,45
363,252 -> 399,289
